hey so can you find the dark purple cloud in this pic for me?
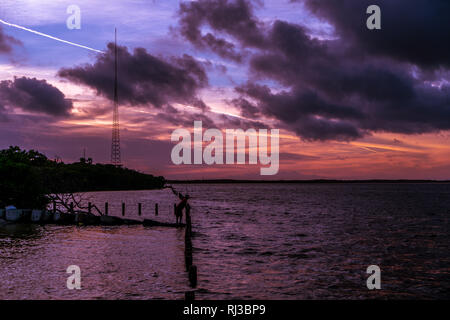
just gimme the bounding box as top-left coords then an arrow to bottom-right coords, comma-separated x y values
178,0 -> 450,141
154,105 -> 216,128
0,25 -> 21,54
300,0 -> 450,70
58,43 -> 209,110
178,0 -> 265,61
0,77 -> 73,117
235,83 -> 366,140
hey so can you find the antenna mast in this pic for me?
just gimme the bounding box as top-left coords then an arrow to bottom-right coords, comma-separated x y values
111,28 -> 121,166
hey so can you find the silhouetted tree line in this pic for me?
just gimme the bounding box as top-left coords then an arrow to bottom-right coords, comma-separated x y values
0,146 -> 165,209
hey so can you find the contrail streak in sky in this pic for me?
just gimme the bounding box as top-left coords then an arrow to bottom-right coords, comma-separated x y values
0,18 -> 105,54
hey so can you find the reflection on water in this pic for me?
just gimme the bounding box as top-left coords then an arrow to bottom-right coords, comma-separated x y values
0,223 -> 188,299
185,183 -> 450,299
0,223 -> 43,240
1,183 -> 449,299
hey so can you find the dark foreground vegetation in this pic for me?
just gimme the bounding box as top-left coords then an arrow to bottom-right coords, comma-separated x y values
0,146 -> 165,209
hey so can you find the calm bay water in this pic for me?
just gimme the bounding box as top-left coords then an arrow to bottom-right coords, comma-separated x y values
0,183 -> 449,299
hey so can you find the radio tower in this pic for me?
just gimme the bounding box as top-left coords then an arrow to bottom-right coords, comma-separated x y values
111,28 -> 121,166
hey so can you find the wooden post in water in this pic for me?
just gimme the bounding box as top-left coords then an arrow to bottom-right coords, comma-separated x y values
155,203 -> 158,216
185,247 -> 193,271
184,226 -> 192,270
184,203 -> 196,287
188,265 -> 197,288
186,205 -> 192,235
70,202 -> 74,214
138,203 -> 142,216
122,203 -> 125,216
105,202 -> 109,216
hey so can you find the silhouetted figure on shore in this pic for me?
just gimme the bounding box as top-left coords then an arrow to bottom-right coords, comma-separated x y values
175,193 -> 189,224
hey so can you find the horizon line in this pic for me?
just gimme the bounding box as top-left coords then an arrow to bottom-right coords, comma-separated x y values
166,179 -> 450,183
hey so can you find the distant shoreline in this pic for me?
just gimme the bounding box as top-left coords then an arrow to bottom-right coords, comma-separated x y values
168,179 -> 450,184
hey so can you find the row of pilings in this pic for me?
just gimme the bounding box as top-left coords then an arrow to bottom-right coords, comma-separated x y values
184,204 -> 197,300
0,201 -> 180,227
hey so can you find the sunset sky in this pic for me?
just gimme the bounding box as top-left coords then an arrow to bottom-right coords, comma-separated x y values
0,0 -> 449,180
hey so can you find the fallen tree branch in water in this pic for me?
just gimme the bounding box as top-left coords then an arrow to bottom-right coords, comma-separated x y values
47,193 -> 103,215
